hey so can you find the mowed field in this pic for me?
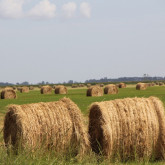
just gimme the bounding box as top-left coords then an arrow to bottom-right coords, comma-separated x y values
0,85 -> 165,164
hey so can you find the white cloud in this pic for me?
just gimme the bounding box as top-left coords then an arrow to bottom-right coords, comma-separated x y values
62,2 -> 77,18
80,2 -> 91,18
28,0 -> 56,19
0,0 -> 24,18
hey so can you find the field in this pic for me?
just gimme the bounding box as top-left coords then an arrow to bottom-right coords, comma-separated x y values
1,85 -> 165,164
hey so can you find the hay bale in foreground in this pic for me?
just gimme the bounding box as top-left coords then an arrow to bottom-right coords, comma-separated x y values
4,98 -> 90,155
20,87 -> 29,93
88,97 -> 165,160
1,89 -> 16,99
104,84 -> 118,94
87,86 -> 103,97
136,83 -> 147,90
55,85 -> 67,94
119,83 -> 126,88
41,85 -> 52,94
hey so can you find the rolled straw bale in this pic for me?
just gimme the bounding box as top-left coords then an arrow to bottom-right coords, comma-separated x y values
88,97 -> 165,160
55,85 -> 67,94
72,84 -> 78,88
87,84 -> 91,88
104,84 -> 118,94
136,83 -> 147,90
100,84 -> 104,87
159,82 -> 164,86
3,98 -> 90,155
41,85 -> 52,94
79,84 -> 85,87
119,83 -> 126,88
29,86 -> 34,90
87,86 -> 103,97
1,89 -> 16,99
20,87 -> 29,93
151,82 -> 156,86
4,87 -> 13,90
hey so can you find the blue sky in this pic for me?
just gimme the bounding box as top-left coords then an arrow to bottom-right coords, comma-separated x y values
0,0 -> 165,83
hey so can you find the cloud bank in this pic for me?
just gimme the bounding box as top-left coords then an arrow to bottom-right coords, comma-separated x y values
0,0 -> 91,20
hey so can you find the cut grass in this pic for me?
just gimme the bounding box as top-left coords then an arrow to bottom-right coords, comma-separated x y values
0,86 -> 165,164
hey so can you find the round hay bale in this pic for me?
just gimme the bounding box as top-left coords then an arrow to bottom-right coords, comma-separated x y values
4,98 -> 90,155
136,83 -> 147,90
1,89 -> 16,99
87,84 -> 91,88
119,83 -> 126,88
79,84 -> 85,87
104,84 -> 118,94
87,86 -> 103,97
20,87 -> 29,93
4,87 -> 13,90
72,84 -> 78,88
100,84 -> 104,87
151,82 -> 156,86
159,82 -> 164,86
55,85 -> 67,94
29,86 -> 34,90
88,97 -> 165,160
41,85 -> 52,94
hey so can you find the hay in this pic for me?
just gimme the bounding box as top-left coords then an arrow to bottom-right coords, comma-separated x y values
87,86 -> 103,97
159,82 -> 164,86
87,84 -> 91,88
136,83 -> 147,90
3,98 -> 90,155
119,83 -> 126,88
55,85 -> 67,94
88,97 -> 165,160
79,84 -> 85,87
41,86 -> 52,94
1,89 -> 16,99
29,86 -> 34,90
20,87 -> 29,93
104,84 -> 118,94
100,84 -> 104,87
72,84 -> 78,88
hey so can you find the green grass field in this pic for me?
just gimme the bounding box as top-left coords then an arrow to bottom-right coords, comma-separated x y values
1,85 -> 165,164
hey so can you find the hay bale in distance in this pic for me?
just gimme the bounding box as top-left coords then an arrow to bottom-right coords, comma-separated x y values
100,84 -> 104,87
1,89 -> 16,99
72,84 -> 78,88
87,84 -> 91,88
41,85 -> 52,94
119,83 -> 126,88
87,86 -> 103,97
20,87 -> 29,93
55,85 -> 67,94
104,84 -> 118,94
159,82 -> 164,86
88,97 -> 165,160
4,98 -> 90,155
136,83 -> 147,90
29,86 -> 34,90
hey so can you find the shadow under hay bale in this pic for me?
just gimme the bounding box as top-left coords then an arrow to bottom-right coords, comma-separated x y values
41,85 -> 52,94
1,89 -> 16,99
20,87 -> 29,93
4,98 -> 90,155
55,85 -> 67,94
119,83 -> 126,88
104,84 -> 118,94
136,83 -> 147,90
88,97 -> 165,161
87,86 -> 103,97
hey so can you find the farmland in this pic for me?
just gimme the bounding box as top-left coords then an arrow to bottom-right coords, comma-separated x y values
0,85 -> 165,164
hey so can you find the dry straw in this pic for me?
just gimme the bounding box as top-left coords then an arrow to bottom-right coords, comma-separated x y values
159,82 -> 164,86
87,84 -> 91,88
100,84 -> 104,87
41,85 -> 52,94
119,83 -> 126,88
88,97 -> 165,160
1,89 -> 16,99
29,86 -> 34,90
104,84 -> 118,95
136,83 -> 147,90
87,86 -> 103,97
55,85 -> 67,94
20,87 -> 29,93
4,98 -> 90,155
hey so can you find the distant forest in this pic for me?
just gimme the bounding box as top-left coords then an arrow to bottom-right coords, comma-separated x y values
0,76 -> 165,86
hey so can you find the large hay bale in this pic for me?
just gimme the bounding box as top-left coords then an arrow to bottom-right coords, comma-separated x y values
104,84 -> 118,94
87,86 -> 103,97
55,85 -> 67,94
119,83 -> 126,88
88,97 -> 165,160
20,87 -> 29,93
4,98 -> 90,155
1,89 -> 16,99
136,83 -> 147,90
159,82 -> 164,86
41,85 -> 52,94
